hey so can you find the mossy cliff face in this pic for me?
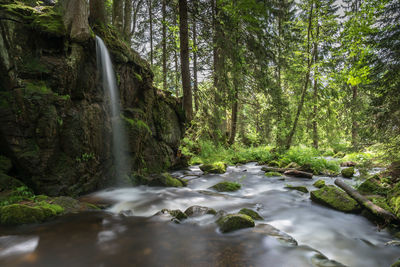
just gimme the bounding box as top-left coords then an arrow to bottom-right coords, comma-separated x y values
0,2 -> 185,196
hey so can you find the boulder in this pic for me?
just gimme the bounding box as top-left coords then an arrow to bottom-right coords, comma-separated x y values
238,208 -> 263,220
0,202 -> 64,225
313,180 -> 325,188
252,224 -> 298,246
200,162 -> 227,174
341,161 -> 357,167
216,214 -> 255,233
184,205 -> 217,217
341,167 -> 355,178
284,184 -> 309,193
284,170 -> 313,179
154,209 -> 188,223
210,181 -> 241,192
310,185 -> 361,213
357,177 -> 388,196
147,173 -> 186,187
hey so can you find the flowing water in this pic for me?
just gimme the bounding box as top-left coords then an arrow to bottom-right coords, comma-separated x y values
96,36 -> 129,181
1,163 -> 399,266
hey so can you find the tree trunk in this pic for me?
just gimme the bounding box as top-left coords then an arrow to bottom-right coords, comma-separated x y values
285,2 -> 314,150
335,179 -> 399,224
89,0 -> 106,26
312,23 -> 320,149
228,86 -> 239,145
112,0 -> 123,31
351,85 -> 358,148
179,0 -> 192,122
131,0 -> 143,38
123,0 -> 132,39
148,0 -> 153,66
162,0 -> 167,91
63,0 -> 90,42
192,6 -> 199,113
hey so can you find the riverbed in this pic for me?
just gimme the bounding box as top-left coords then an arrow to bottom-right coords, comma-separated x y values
1,163 -> 399,266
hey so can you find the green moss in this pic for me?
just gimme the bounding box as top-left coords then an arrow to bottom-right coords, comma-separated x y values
210,181 -> 241,192
147,173 -> 184,187
313,180 -> 326,188
24,81 -> 51,94
310,185 -> 361,213
200,162 -> 227,174
285,184 -> 309,193
36,201 -> 64,215
357,178 -> 388,196
164,173 -> 184,187
367,196 -> 393,213
264,171 -> 282,177
0,204 -> 45,225
134,72 -> 143,82
217,214 -> 255,233
334,152 -> 346,158
341,167 -> 355,178
21,56 -> 49,74
0,173 -> 25,195
239,208 -> 263,220
121,115 -> 151,134
163,209 -> 188,220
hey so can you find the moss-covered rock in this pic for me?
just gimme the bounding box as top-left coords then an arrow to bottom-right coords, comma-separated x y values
148,173 -> 185,187
155,208 -> 188,223
239,208 -> 263,220
264,171 -> 283,177
357,178 -> 388,196
200,162 -> 227,174
310,185 -> 361,213
284,184 -> 309,193
184,205 -> 217,217
216,214 -> 255,233
210,181 -> 241,192
313,180 -> 325,188
341,167 -> 355,178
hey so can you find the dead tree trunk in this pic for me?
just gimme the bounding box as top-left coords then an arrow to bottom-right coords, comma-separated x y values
334,179 -> 399,224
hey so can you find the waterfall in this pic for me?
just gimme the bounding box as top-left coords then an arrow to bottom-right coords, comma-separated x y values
96,36 -> 130,182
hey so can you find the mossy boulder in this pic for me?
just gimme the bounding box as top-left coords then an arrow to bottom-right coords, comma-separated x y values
147,173 -> 185,187
155,209 -> 188,223
210,181 -> 241,192
200,162 -> 227,174
0,202 -> 63,225
357,178 -> 388,196
184,205 -> 217,217
216,214 -> 255,233
341,167 -> 355,178
285,184 -> 309,193
313,180 -> 326,188
310,185 -> 361,213
239,208 -> 263,220
264,171 -> 282,177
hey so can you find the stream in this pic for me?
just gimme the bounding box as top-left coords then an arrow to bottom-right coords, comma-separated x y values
1,163 -> 399,266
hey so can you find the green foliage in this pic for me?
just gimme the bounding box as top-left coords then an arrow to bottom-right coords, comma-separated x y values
24,81 -> 51,94
121,115 -> 151,134
0,186 -> 34,206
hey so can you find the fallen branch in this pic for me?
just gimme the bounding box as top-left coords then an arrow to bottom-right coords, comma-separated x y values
334,178 -> 399,224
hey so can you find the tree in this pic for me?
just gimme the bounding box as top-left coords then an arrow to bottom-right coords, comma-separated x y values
63,0 -> 90,42
179,0 -> 193,121
89,0 -> 107,26
112,0 -> 123,31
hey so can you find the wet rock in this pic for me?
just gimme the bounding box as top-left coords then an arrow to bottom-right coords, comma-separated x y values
311,253 -> 347,267
216,214 -> 255,233
184,205 -> 217,217
200,162 -> 227,174
239,208 -> 263,220
357,177 -> 388,196
341,167 -> 355,178
285,184 -> 309,193
284,170 -> 313,179
264,171 -> 283,177
0,202 -> 63,225
313,180 -> 326,188
147,173 -> 185,187
385,240 -> 400,247
210,181 -> 241,192
341,161 -> 357,167
252,224 -> 298,246
154,209 -> 188,223
52,196 -> 99,213
310,185 -> 361,213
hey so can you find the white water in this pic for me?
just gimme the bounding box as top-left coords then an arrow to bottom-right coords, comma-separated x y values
96,36 -> 130,181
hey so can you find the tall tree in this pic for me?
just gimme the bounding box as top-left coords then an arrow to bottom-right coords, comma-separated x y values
147,0 -> 154,66
179,0 -> 193,121
123,0 -> 133,39
89,0 -> 107,26
162,0 -> 167,90
112,0 -> 123,31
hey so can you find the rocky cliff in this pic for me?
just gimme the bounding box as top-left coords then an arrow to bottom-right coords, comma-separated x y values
0,1 -> 185,196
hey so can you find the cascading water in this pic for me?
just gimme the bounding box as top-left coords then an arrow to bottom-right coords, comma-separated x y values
96,36 -> 130,182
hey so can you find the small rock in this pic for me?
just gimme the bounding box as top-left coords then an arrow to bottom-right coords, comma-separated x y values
239,208 -> 263,220
313,180 -> 326,188
184,205 -> 217,217
284,184 -> 309,193
341,167 -> 355,178
210,181 -> 241,192
284,170 -> 313,179
216,213 -> 255,233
